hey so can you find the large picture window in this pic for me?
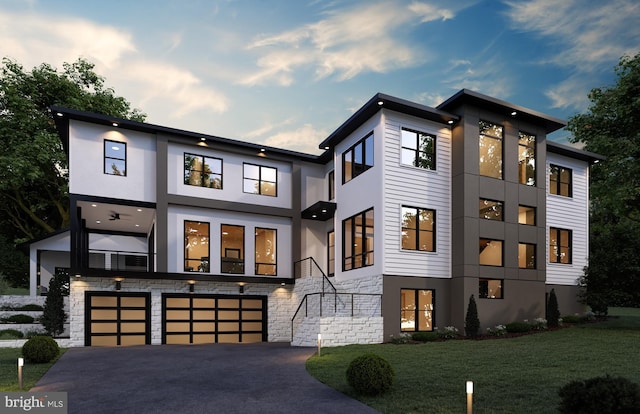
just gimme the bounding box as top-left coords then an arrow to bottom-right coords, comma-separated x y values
104,140 -> 126,176
184,221 -> 210,272
479,121 -> 503,179
550,227 -> 572,264
401,206 -> 435,252
184,153 -> 222,189
221,225 -> 244,274
401,128 -> 436,170
479,238 -> 503,266
343,208 -> 374,271
243,164 -> 277,197
343,133 -> 374,183
401,289 -> 434,331
519,132 -> 536,186
255,228 -> 276,276
550,164 -> 572,197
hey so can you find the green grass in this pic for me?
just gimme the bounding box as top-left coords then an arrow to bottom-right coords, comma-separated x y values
0,348 -> 66,391
2,287 -> 30,295
306,307 -> 640,414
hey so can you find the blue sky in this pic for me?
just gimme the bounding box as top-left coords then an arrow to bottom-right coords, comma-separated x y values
1,0 -> 639,153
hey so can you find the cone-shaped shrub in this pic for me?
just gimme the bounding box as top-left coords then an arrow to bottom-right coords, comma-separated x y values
547,289 -> 561,328
465,294 -> 480,337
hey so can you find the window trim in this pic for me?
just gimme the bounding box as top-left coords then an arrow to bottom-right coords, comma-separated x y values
221,224 -> 245,274
328,170 -> 335,200
254,227 -> 277,276
342,132 -> 374,184
184,152 -> 223,189
327,230 -> 335,276
184,220 -> 210,273
243,163 -> 278,197
549,227 -> 572,264
518,131 -> 536,186
401,205 -> 436,252
342,207 -> 374,271
400,128 -> 436,170
400,288 -> 435,332
479,120 -> 503,179
104,139 -> 127,176
479,279 -> 504,299
549,164 -> 573,197
518,242 -> 537,269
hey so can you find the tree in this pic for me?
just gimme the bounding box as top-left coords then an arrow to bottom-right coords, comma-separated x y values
465,294 -> 480,337
567,53 -> 640,308
41,272 -> 67,337
546,289 -> 560,328
0,58 -> 145,287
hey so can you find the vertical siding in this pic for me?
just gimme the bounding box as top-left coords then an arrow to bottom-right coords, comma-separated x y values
382,111 -> 452,278
546,153 -> 589,285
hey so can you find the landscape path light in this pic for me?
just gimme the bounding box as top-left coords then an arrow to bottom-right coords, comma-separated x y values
317,333 -> 322,357
18,357 -> 24,390
466,380 -> 473,414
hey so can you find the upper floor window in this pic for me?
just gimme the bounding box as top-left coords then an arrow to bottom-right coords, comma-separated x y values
184,221 -> 209,272
255,228 -> 277,276
518,205 -> 536,225
343,133 -> 374,183
519,132 -> 536,186
328,170 -> 335,200
401,206 -> 435,252
519,243 -> 536,269
550,164 -> 572,197
479,121 -> 503,179
328,231 -> 335,276
221,224 -> 244,274
479,238 -> 503,266
243,163 -> 277,197
401,128 -> 436,170
479,199 -> 503,221
104,140 -> 126,176
549,227 -> 572,264
184,153 -> 222,189
343,208 -> 374,271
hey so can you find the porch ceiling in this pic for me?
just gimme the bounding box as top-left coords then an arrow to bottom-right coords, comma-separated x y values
78,201 -> 156,234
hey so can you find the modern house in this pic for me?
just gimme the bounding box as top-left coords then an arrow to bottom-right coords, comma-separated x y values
29,89 -> 602,347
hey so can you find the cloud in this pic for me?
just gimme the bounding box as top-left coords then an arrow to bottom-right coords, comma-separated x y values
504,0 -> 640,109
241,2 -> 456,86
260,124 -> 329,154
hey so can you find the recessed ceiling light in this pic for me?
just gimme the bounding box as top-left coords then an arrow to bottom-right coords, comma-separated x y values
312,214 -> 317,218
448,120 -> 454,124
260,148 -> 266,152
96,220 -> 101,224
56,112 -> 64,117
135,224 -> 140,227
137,208 -> 142,212
377,100 -> 383,106
91,204 -> 97,207
112,122 -> 119,127
511,111 -> 517,116
321,209 -> 327,213
200,137 -> 206,142
324,146 -> 330,150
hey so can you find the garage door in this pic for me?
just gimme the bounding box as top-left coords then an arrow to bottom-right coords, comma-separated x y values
162,294 -> 267,344
85,292 -> 151,346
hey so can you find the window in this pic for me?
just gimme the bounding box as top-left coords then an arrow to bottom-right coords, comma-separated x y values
519,243 -> 536,269
343,133 -> 374,183
401,128 -> 436,170
328,231 -> 335,276
221,225 -> 244,273
255,228 -> 276,275
519,132 -> 536,186
343,208 -> 374,271
479,199 -> 503,220
184,153 -> 222,189
184,221 -> 210,272
550,165 -> 572,197
479,239 -> 503,266
550,227 -> 572,264
518,206 -> 536,225
104,140 -> 126,176
479,279 -> 503,299
243,164 -> 277,196
479,121 -> 503,179
401,289 -> 434,331
328,170 -> 335,200
401,206 -> 435,252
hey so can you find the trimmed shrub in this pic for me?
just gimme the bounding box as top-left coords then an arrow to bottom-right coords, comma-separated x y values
412,331 -> 439,342
18,304 -> 44,311
346,354 -> 395,396
0,329 -> 24,339
505,321 -> 532,333
22,336 -> 59,363
562,314 -> 585,324
465,294 -> 480,338
558,375 -> 640,414
5,314 -> 35,324
546,289 -> 561,328
42,273 -> 68,337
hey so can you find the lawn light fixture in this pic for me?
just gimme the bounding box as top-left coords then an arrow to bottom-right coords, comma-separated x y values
18,358 -> 24,389
317,333 -> 322,357
466,380 -> 474,414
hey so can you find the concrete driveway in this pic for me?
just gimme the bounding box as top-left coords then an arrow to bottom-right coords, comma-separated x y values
31,343 -> 379,414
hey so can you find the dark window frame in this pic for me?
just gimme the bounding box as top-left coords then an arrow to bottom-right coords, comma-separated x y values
549,227 -> 572,264
221,224 -> 245,274
184,221 -> 210,273
243,163 -> 278,197
401,128 -> 436,170
479,279 -> 504,299
254,227 -> 277,276
479,120 -> 504,179
104,139 -> 127,176
518,131 -> 536,186
479,238 -> 504,267
400,288 -> 435,332
184,153 -> 223,189
342,132 -> 374,184
401,206 -> 436,252
342,207 -> 374,271
327,230 -> 335,276
479,198 -> 504,221
518,242 -> 537,269
328,170 -> 335,200
550,164 -> 573,197
518,205 -> 536,225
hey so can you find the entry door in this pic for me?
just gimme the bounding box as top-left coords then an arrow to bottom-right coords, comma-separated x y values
85,292 -> 151,346
162,294 -> 267,344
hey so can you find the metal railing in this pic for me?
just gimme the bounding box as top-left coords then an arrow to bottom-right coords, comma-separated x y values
88,250 -> 151,272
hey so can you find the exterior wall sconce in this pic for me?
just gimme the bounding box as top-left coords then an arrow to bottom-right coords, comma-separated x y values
239,284 -> 245,294
188,280 -> 195,293
114,278 -> 123,291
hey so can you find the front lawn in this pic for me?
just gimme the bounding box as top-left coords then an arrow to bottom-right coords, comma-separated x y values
306,308 -> 640,414
0,348 -> 65,391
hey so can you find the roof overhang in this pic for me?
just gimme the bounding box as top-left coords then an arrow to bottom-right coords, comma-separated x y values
301,201 -> 337,221
547,141 -> 605,164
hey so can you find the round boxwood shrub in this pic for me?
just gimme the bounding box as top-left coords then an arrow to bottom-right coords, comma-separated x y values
22,336 -> 59,363
558,375 -> 640,413
505,321 -> 532,333
6,314 -> 35,324
346,354 -> 394,396
0,329 -> 24,339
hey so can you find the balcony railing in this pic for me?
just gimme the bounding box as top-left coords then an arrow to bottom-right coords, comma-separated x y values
88,250 -> 151,272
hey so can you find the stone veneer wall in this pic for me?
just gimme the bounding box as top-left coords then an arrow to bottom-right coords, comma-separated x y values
69,277 -> 295,347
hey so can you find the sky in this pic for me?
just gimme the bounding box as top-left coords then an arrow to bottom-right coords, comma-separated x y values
1,0 -> 639,154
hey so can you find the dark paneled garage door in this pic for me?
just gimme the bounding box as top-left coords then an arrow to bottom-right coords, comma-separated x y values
85,291 -> 151,346
162,294 -> 267,344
